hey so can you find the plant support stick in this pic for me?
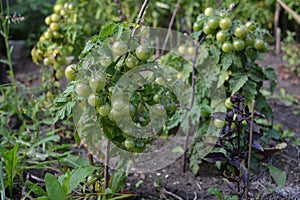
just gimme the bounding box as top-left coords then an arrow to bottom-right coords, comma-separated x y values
246,100 -> 255,200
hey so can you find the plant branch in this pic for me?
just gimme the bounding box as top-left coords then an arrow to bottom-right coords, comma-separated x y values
245,100 -> 255,200
160,0 -> 182,55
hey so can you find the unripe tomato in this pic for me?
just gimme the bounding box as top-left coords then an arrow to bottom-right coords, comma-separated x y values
245,21 -> 256,31
50,13 -> 61,22
208,16 -> 219,29
245,46 -> 257,58
100,57 -> 112,67
225,97 -> 233,109
204,7 -> 214,16
203,23 -> 213,35
187,46 -> 195,55
75,82 -> 90,97
253,39 -> 265,51
60,8 -> 68,16
65,64 -> 76,81
216,30 -> 228,43
136,45 -> 153,60
89,77 -> 106,91
126,56 -> 138,68
55,68 -> 65,80
244,35 -> 254,46
234,25 -> 248,39
134,142 -> 146,153
153,94 -> 160,103
112,100 -> 125,112
68,3 -> 75,10
52,31 -> 62,39
53,4 -> 63,13
98,104 -> 111,117
124,138 -> 135,149
222,42 -> 233,53
45,16 -> 52,25
193,21 -> 204,31
44,31 -> 52,40
43,57 -> 51,66
50,23 -> 60,32
214,119 -> 225,128
112,41 -> 127,56
88,94 -> 99,107
219,18 -> 232,30
233,40 -> 245,51
177,45 -> 186,55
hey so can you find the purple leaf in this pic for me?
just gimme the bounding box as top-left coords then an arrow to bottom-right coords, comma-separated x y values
204,152 -> 227,163
252,140 -> 264,151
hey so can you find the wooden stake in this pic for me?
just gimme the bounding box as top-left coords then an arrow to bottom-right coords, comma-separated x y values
104,140 -> 110,189
246,100 -> 255,200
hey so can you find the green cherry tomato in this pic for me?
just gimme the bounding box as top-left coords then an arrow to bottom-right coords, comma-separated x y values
234,25 -> 248,39
65,64 -> 76,81
88,94 -> 99,107
244,34 -> 254,46
193,21 -> 204,31
135,45 -> 153,60
45,16 -> 52,25
75,82 -> 90,97
214,119 -> 225,128
245,21 -> 256,31
89,76 -> 106,91
43,57 -> 51,66
233,40 -> 245,52
126,56 -> 139,68
153,94 -> 160,103
134,142 -> 146,153
225,97 -> 233,109
253,39 -> 265,51
204,7 -> 214,16
44,31 -> 52,40
177,45 -> 186,55
216,30 -> 228,43
112,41 -> 127,56
208,16 -> 219,29
203,23 -> 213,35
55,68 -> 65,80
50,13 -> 61,22
222,42 -> 233,53
50,22 -> 60,32
124,138 -> 135,149
54,4 -> 63,13
98,104 -> 111,117
245,46 -> 257,58
219,18 -> 232,30
100,56 -> 112,67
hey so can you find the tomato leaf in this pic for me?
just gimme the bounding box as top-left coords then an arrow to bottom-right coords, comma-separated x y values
230,74 -> 248,95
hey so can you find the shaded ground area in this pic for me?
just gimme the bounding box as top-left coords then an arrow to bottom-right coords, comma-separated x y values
8,49 -> 300,199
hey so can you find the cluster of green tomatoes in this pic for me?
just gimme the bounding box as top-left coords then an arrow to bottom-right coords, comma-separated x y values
193,7 -> 269,57
31,2 -> 76,80
66,34 -> 180,153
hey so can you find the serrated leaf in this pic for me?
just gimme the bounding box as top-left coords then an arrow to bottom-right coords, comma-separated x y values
233,54 -> 242,68
217,70 -> 227,88
45,173 -> 65,200
230,75 -> 248,95
58,170 -> 70,196
210,45 -> 220,63
243,80 -> 257,103
69,166 -> 94,192
221,53 -> 233,70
